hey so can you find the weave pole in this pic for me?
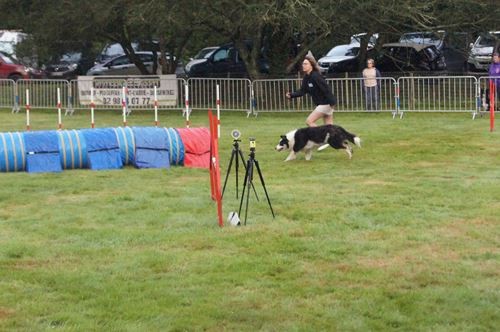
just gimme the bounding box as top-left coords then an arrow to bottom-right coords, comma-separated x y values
57,88 -> 62,130
122,86 -> 128,127
216,84 -> 221,138
490,80 -> 495,132
154,85 -> 159,127
25,89 -> 30,131
90,87 -> 95,128
185,83 -> 190,128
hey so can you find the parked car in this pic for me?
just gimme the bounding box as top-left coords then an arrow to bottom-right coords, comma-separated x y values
376,42 -> 446,72
0,51 -> 39,80
184,43 -> 269,78
317,43 -> 372,74
87,51 -> 164,76
467,31 -> 500,71
350,32 -> 379,46
46,52 -> 91,79
0,30 -> 28,57
399,31 -> 446,51
94,42 -> 140,64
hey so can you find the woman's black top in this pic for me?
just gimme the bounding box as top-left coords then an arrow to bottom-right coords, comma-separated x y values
290,71 -> 336,106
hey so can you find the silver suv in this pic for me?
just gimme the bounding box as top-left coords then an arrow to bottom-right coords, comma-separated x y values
87,52 -> 164,76
467,31 -> 500,71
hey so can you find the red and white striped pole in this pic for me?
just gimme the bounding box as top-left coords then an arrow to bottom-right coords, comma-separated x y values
90,87 -> 95,128
216,84 -> 221,138
57,88 -> 62,130
25,89 -> 30,131
185,83 -> 190,128
122,86 -> 128,127
154,85 -> 159,127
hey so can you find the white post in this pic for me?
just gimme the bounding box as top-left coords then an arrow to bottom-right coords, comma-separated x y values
57,88 -> 62,130
185,83 -> 190,128
26,89 -> 30,131
90,87 -> 95,128
154,85 -> 158,126
216,84 -> 221,138
122,86 -> 127,126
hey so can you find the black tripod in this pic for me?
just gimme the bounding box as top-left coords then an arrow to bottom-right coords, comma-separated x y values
222,139 -> 258,200
238,144 -> 275,225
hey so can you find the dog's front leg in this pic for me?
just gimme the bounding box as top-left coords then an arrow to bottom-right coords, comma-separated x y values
304,149 -> 313,161
285,151 -> 296,161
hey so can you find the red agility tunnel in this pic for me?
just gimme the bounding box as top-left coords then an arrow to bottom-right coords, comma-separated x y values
176,127 -> 211,169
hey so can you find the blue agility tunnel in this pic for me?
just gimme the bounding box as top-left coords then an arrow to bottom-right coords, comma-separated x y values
0,126 -> 189,173
57,130 -> 88,169
0,132 -> 25,172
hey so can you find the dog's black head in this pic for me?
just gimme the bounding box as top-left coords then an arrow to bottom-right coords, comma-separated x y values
275,134 -> 290,151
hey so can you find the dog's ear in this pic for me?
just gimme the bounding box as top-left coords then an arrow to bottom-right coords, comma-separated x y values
280,135 -> 286,139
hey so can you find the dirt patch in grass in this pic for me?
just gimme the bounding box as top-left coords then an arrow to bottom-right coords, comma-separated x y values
0,307 -> 15,319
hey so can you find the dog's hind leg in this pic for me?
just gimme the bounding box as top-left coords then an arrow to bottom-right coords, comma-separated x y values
285,151 -> 297,161
304,149 -> 313,160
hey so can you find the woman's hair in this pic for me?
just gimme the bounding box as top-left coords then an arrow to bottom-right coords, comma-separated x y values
304,54 -> 320,72
367,58 -> 375,65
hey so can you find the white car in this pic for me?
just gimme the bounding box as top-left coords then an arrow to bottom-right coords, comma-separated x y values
317,43 -> 368,74
399,31 -> 446,51
350,33 -> 379,47
467,31 -> 500,71
87,52 -> 169,76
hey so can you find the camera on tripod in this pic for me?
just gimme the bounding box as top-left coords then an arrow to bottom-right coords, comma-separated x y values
231,129 -> 241,141
249,137 -> 256,150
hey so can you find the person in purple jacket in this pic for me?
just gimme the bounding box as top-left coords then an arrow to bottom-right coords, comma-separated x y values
286,53 -> 337,127
489,52 -> 500,109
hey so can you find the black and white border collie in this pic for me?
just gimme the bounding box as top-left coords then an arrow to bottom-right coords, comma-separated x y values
275,124 -> 361,161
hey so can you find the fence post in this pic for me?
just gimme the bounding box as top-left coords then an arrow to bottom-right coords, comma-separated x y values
12,80 -> 20,113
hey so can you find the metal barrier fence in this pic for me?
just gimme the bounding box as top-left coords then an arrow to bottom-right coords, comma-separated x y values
252,77 -> 396,113
477,76 -> 499,116
0,76 -> 497,117
397,76 -> 478,116
188,78 -> 252,112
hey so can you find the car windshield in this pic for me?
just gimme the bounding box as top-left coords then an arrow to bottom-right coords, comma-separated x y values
326,45 -> 359,57
194,48 -> 217,59
60,52 -> 82,62
401,32 -> 440,42
0,52 -> 18,64
477,33 -> 500,47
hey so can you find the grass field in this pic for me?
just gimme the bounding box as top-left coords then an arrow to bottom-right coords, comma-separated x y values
0,108 -> 499,331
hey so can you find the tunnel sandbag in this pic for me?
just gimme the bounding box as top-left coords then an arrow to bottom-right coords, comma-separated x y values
81,128 -> 123,170
132,127 -> 170,169
164,127 -> 184,166
0,132 -> 26,172
113,126 -> 135,166
176,127 -> 210,169
57,129 -> 88,170
24,131 -> 62,173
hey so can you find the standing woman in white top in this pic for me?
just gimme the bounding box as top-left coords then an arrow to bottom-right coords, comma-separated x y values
362,58 -> 381,111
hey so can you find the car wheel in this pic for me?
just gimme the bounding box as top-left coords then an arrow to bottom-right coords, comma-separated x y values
8,74 -> 23,82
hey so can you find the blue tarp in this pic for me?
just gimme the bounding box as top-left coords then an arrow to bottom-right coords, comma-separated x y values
57,129 -> 88,169
0,132 -> 25,172
132,127 -> 170,169
24,131 -> 62,173
81,128 -> 123,170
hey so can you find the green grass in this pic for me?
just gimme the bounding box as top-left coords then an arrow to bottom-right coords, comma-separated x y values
0,108 -> 499,331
